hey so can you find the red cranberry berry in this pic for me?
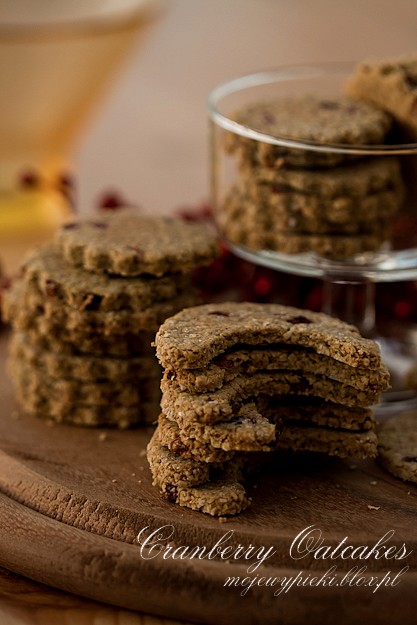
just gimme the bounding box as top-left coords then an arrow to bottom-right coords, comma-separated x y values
98,191 -> 126,211
18,170 -> 40,189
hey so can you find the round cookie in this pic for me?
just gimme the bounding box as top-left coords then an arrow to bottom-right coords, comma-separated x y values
10,332 -> 161,383
55,209 -> 220,277
220,211 -> 389,260
8,356 -> 161,407
22,243 -> 191,312
225,95 -> 392,167
155,301 -> 385,370
14,379 -> 160,428
377,412 -> 417,483
3,278 -> 199,337
10,316 -> 156,358
223,184 -> 399,234
245,156 -> 404,199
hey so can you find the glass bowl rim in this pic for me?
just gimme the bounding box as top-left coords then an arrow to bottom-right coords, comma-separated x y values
207,61 -> 417,156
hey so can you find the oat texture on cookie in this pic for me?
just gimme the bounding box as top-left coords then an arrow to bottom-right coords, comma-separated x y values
2,209 -> 220,428
377,412 -> 417,484
218,92 -> 405,259
346,53 -> 417,140
147,302 -> 390,516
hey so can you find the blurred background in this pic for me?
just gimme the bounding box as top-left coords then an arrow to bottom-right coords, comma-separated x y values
1,0 -> 417,310
75,0 -> 417,214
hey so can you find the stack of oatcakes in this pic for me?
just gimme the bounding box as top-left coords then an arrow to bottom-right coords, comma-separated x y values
147,302 -> 390,516
3,209 -> 219,428
220,95 -> 405,259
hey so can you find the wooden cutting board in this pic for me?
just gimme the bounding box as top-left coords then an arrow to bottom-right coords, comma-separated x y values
0,331 -> 416,625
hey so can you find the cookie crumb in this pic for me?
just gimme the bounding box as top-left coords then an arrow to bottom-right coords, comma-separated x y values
98,432 -> 107,442
367,504 -> 380,511
370,480 -> 377,485
131,472 -> 136,477
218,516 -> 228,523
111,479 -> 117,484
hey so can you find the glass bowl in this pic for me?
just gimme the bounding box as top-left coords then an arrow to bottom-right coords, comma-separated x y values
208,61 -> 417,281
208,62 -> 417,415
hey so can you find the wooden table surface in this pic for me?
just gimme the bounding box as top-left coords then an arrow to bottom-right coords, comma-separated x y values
0,566 -> 190,625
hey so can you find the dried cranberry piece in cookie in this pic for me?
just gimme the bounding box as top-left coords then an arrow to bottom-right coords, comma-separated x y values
319,100 -> 340,110
98,191 -> 125,211
127,246 -> 145,256
44,279 -> 59,297
208,310 -> 231,317
171,438 -> 188,455
87,221 -> 108,229
216,357 -> 234,369
161,484 -> 178,503
403,70 -> 417,89
19,170 -> 40,189
287,315 -> 313,324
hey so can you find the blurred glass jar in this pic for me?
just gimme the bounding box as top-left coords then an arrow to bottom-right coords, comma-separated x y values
0,0 -> 161,269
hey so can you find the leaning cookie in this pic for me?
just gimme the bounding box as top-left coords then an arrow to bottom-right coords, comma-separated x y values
346,53 -> 417,140
55,209 -> 220,277
225,95 -> 392,168
377,412 -> 417,483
